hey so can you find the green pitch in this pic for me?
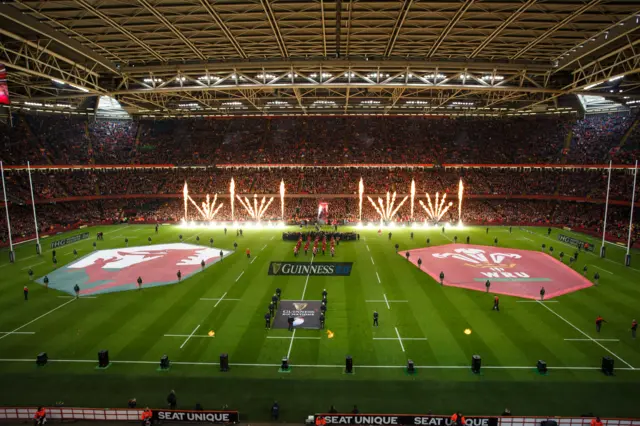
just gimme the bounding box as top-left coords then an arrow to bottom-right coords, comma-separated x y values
0,224 -> 639,420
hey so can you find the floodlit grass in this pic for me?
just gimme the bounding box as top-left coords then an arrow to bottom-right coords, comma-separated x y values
0,224 -> 639,420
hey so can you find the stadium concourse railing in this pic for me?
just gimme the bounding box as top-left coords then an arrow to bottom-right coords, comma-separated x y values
1,408 -> 640,426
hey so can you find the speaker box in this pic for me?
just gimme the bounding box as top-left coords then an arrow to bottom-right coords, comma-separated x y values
602,356 -> 614,376
345,356 -> 353,374
407,359 -> 415,374
98,350 -> 109,367
160,354 -> 170,370
471,354 -> 481,374
220,353 -> 229,372
537,360 -> 547,374
36,352 -> 48,366
281,357 -> 289,371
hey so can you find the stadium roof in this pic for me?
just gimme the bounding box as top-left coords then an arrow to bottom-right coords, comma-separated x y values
1,0 -> 640,117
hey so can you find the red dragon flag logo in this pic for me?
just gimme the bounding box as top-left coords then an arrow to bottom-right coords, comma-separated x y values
39,243 -> 232,296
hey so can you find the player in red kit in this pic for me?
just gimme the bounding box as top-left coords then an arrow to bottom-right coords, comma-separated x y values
312,246 -> 318,257
294,246 -> 299,257
330,246 -> 335,257
304,242 -> 309,255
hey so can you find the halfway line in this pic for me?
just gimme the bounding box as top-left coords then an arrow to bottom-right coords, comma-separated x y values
267,336 -> 320,340
376,272 -> 381,284
370,257 -> 375,265
286,329 -> 297,359
179,325 -> 201,349
250,256 -> 258,264
565,338 -> 619,342
537,301 -> 634,369
235,271 -> 245,282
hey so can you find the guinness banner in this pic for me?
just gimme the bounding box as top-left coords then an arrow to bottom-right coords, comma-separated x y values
314,415 -> 498,426
50,232 -> 90,249
152,410 -> 239,424
269,261 -> 353,276
557,234 -> 594,251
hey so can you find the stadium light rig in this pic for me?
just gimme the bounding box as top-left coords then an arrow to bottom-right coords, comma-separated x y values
182,182 -> 224,221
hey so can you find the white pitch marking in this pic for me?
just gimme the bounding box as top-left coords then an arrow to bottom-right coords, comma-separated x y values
57,295 -> 97,299
383,294 -> 391,310
516,300 -> 559,303
0,358 -> 638,371
286,255 -> 315,359
270,236 -> 275,240
286,329 -> 297,359
365,300 -> 408,303
261,244 -> 267,251
165,334 -> 214,338
373,337 -> 427,341
213,292 -> 227,308
299,256 -> 314,301
592,265 -> 613,274
21,262 -> 45,270
0,299 -> 76,342
235,271 -> 245,282
366,245 -> 370,252
522,237 -> 534,242
394,327 -> 406,353
179,325 -> 201,349
0,332 -> 35,335
267,336 -> 320,340
376,272 -> 381,284
199,298 -> 241,301
370,256 -> 375,265
565,338 -> 620,342
103,225 -> 130,235
537,301 -> 634,369
250,256 -> 258,264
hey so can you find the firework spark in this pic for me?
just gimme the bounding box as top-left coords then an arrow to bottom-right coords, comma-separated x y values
458,179 -> 464,223
367,191 -> 409,222
410,179 -> 416,219
419,192 -> 453,222
183,182 -> 224,221
236,194 -> 275,221
230,178 -> 235,220
280,180 -> 285,220
358,178 -> 364,221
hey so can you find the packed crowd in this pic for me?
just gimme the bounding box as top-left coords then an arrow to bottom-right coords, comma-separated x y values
4,167 -> 636,201
2,113 -> 639,166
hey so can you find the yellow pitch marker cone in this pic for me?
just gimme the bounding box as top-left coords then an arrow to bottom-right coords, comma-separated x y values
327,330 -> 334,339
208,330 -> 215,337
464,328 -> 472,335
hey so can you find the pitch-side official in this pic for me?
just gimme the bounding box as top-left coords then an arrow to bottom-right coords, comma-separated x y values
272,293 -> 279,309
439,271 -> 445,285
265,312 -> 271,329
269,302 -> 275,317
320,313 -> 325,329
492,295 -> 499,312
595,315 -> 607,333
287,315 -> 294,331
631,319 -> 637,339
540,286 -> 546,301
373,310 -> 379,327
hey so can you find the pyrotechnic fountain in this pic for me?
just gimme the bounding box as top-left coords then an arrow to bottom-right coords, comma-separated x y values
358,178 -> 364,222
367,191 -> 409,222
419,192 -> 453,222
280,180 -> 285,220
458,179 -> 464,225
410,178 -> 416,219
236,194 -> 275,221
182,182 -> 224,221
230,178 -> 235,220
